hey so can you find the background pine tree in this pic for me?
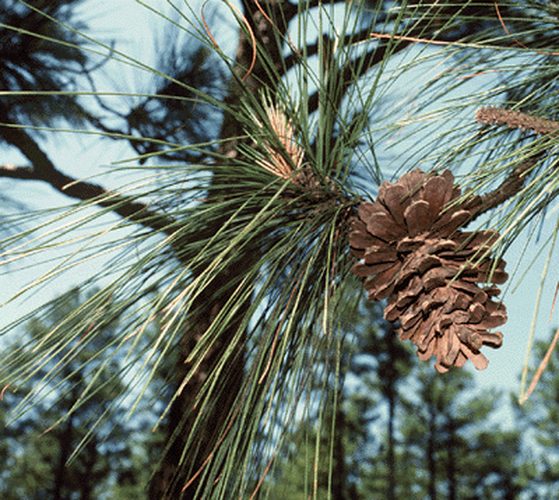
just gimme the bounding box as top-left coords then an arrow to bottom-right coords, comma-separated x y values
0,289 -> 150,499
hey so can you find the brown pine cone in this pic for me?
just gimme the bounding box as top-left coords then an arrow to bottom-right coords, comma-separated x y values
350,169 -> 507,372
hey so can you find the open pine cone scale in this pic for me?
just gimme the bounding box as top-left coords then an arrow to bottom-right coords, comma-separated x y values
350,169 -> 508,373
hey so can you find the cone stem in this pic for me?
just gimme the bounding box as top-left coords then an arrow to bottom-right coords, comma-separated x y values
469,157 -> 539,221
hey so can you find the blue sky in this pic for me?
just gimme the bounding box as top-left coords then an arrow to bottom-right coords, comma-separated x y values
1,0 -> 557,425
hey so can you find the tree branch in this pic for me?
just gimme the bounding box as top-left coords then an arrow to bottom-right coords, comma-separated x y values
283,26 -> 381,74
469,158 -> 537,221
0,124 -> 175,234
476,107 -> 559,136
305,10 -> 510,116
469,107 -> 559,218
0,164 -> 36,179
307,38 -> 412,114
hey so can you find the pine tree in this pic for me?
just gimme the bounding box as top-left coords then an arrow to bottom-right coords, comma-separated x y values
514,331 -> 559,498
0,289 -> 146,499
3,1 -> 559,498
350,300 -> 414,499
398,366 -> 525,499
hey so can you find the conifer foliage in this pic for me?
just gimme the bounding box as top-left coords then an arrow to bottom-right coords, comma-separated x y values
3,0 -> 559,498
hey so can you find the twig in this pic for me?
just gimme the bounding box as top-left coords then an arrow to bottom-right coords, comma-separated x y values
201,0 -> 257,81
368,32 -> 456,47
519,327 -> 559,405
370,16 -> 559,57
469,106 -> 559,219
476,107 -> 559,135
470,158 -> 537,220
494,1 -> 559,56
462,106 -> 556,401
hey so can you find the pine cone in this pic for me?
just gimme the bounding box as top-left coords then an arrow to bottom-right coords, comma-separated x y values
350,169 -> 507,372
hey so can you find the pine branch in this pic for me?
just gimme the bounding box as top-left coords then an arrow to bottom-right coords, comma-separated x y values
0,124 -> 175,234
476,107 -> 559,135
283,26 -> 385,74
0,164 -> 35,179
83,109 -> 207,165
470,107 -> 559,219
470,158 -> 538,220
307,38 -> 411,114
305,17 -> 473,115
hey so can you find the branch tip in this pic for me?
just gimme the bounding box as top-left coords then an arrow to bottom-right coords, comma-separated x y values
476,107 -> 559,136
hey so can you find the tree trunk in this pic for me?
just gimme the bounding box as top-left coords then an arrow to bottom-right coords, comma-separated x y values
53,412 -> 75,500
149,277 -> 250,499
445,418 -> 457,500
427,400 -> 437,500
149,3 -> 293,498
385,326 -> 398,500
333,402 -> 348,500
387,387 -> 396,500
79,439 -> 98,500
